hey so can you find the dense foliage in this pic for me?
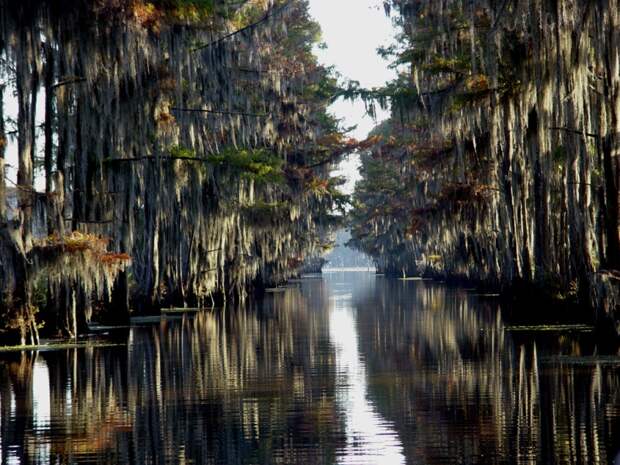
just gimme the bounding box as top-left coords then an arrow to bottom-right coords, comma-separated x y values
349,0 -> 620,323
0,0 -> 350,343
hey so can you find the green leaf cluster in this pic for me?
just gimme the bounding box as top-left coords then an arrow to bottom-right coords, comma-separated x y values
206,148 -> 284,184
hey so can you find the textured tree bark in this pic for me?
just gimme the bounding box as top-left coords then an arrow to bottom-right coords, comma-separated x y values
602,134 -> 620,269
44,41 -> 55,235
10,26 -> 39,345
16,26 -> 35,252
0,79 -> 5,225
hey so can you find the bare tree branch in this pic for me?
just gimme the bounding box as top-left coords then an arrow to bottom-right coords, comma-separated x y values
51,76 -> 86,90
548,126 -> 601,139
170,107 -> 269,117
191,1 -> 292,52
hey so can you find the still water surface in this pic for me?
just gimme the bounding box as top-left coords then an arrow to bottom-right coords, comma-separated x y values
2,272 -> 620,464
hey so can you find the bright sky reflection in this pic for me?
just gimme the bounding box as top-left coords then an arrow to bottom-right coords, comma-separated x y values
32,358 -> 51,464
329,289 -> 406,465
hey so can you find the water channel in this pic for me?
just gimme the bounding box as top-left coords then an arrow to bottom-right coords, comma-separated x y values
1,272 -> 620,464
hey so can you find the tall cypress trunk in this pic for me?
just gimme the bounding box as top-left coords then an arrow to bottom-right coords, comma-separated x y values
0,73 -> 6,224
12,25 -> 39,345
44,42 -> 56,235
602,136 -> 620,269
599,3 -> 620,270
16,26 -> 35,252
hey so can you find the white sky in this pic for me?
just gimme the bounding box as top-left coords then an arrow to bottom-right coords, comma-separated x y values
308,0 -> 395,193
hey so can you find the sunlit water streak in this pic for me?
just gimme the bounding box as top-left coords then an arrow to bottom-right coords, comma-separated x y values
329,286 -> 405,465
31,358 -> 50,463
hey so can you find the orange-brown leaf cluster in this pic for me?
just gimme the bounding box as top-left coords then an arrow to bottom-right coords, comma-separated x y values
405,215 -> 426,236
316,133 -> 344,147
357,135 -> 382,151
132,2 -> 164,32
156,111 -> 176,127
305,177 -> 330,195
434,182 -> 493,206
99,252 -> 132,265
465,74 -> 490,93
44,231 -> 109,254
37,232 -> 131,266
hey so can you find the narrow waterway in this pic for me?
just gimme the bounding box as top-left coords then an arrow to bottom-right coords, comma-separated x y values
1,272 -> 620,464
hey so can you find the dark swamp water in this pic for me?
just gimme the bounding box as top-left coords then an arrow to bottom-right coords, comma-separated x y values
2,272 -> 620,465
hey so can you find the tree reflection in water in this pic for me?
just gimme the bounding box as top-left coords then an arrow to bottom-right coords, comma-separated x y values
0,283 -> 343,465
1,274 -> 620,464
354,279 -> 620,465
